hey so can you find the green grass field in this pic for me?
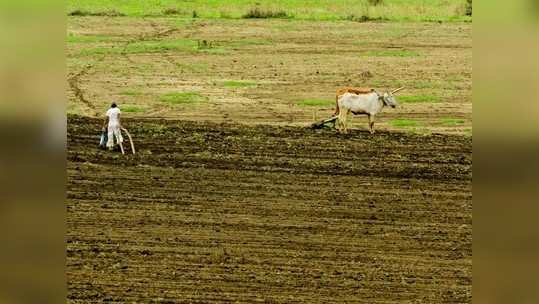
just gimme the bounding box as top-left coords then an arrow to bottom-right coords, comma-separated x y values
67,0 -> 472,22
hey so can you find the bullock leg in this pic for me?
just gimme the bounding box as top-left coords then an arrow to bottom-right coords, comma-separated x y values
337,106 -> 344,133
368,115 -> 375,134
339,111 -> 346,134
338,109 -> 346,133
343,110 -> 351,134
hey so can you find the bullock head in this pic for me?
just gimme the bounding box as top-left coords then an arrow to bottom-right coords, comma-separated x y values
382,87 -> 404,108
382,92 -> 398,108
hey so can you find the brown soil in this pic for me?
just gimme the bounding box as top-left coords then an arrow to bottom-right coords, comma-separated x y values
67,115 -> 471,303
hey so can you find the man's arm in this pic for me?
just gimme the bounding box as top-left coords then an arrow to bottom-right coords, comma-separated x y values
118,113 -> 121,128
102,116 -> 108,131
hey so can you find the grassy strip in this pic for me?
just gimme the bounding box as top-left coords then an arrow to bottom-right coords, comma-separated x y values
160,92 -> 208,105
297,99 -> 333,107
67,34 -> 117,43
122,105 -> 145,113
224,81 -> 257,88
389,119 -> 419,127
67,0 -> 472,22
76,39 -> 230,56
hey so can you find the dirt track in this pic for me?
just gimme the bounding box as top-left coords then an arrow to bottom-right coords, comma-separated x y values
67,115 -> 471,303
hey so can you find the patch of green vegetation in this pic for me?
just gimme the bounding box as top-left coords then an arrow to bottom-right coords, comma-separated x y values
125,39 -> 197,54
414,81 -> 435,89
399,95 -> 440,103
77,47 -> 116,56
67,34 -> 117,43
122,105 -> 145,113
160,92 -> 208,105
297,99 -> 333,107
223,81 -> 257,88
389,119 -> 419,127
440,118 -> 465,126
360,50 -> 419,57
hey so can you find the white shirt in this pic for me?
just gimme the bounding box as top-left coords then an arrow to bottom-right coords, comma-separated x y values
106,107 -> 121,127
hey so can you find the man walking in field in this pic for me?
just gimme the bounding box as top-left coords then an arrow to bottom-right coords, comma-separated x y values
102,102 -> 124,151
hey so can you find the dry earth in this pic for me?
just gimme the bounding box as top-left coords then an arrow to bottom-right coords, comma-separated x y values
67,17 -> 471,135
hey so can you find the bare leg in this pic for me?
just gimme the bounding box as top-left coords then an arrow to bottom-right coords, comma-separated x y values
116,131 -> 125,154
368,115 -> 375,134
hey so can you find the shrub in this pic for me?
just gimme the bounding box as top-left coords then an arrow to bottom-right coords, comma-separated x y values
197,40 -> 214,50
68,9 -> 125,17
163,7 -> 183,15
466,0 -> 472,16
242,7 -> 288,19
346,14 -> 387,22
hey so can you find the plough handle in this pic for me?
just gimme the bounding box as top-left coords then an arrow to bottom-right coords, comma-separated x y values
121,127 -> 136,155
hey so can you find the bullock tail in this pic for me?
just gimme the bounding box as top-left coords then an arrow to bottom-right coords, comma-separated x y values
334,95 -> 339,116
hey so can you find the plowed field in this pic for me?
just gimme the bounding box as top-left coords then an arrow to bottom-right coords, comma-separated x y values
67,115 -> 471,303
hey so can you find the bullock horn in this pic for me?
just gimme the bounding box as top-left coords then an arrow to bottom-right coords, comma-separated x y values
391,87 -> 405,94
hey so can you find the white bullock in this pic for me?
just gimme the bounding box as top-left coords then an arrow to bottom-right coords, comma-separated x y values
337,87 -> 404,134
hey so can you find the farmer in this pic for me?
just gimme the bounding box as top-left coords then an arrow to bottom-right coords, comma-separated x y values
102,102 -> 123,150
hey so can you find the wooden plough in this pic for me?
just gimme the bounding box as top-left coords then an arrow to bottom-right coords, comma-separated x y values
310,115 -> 338,129
120,127 -> 136,155
98,128 -> 136,155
